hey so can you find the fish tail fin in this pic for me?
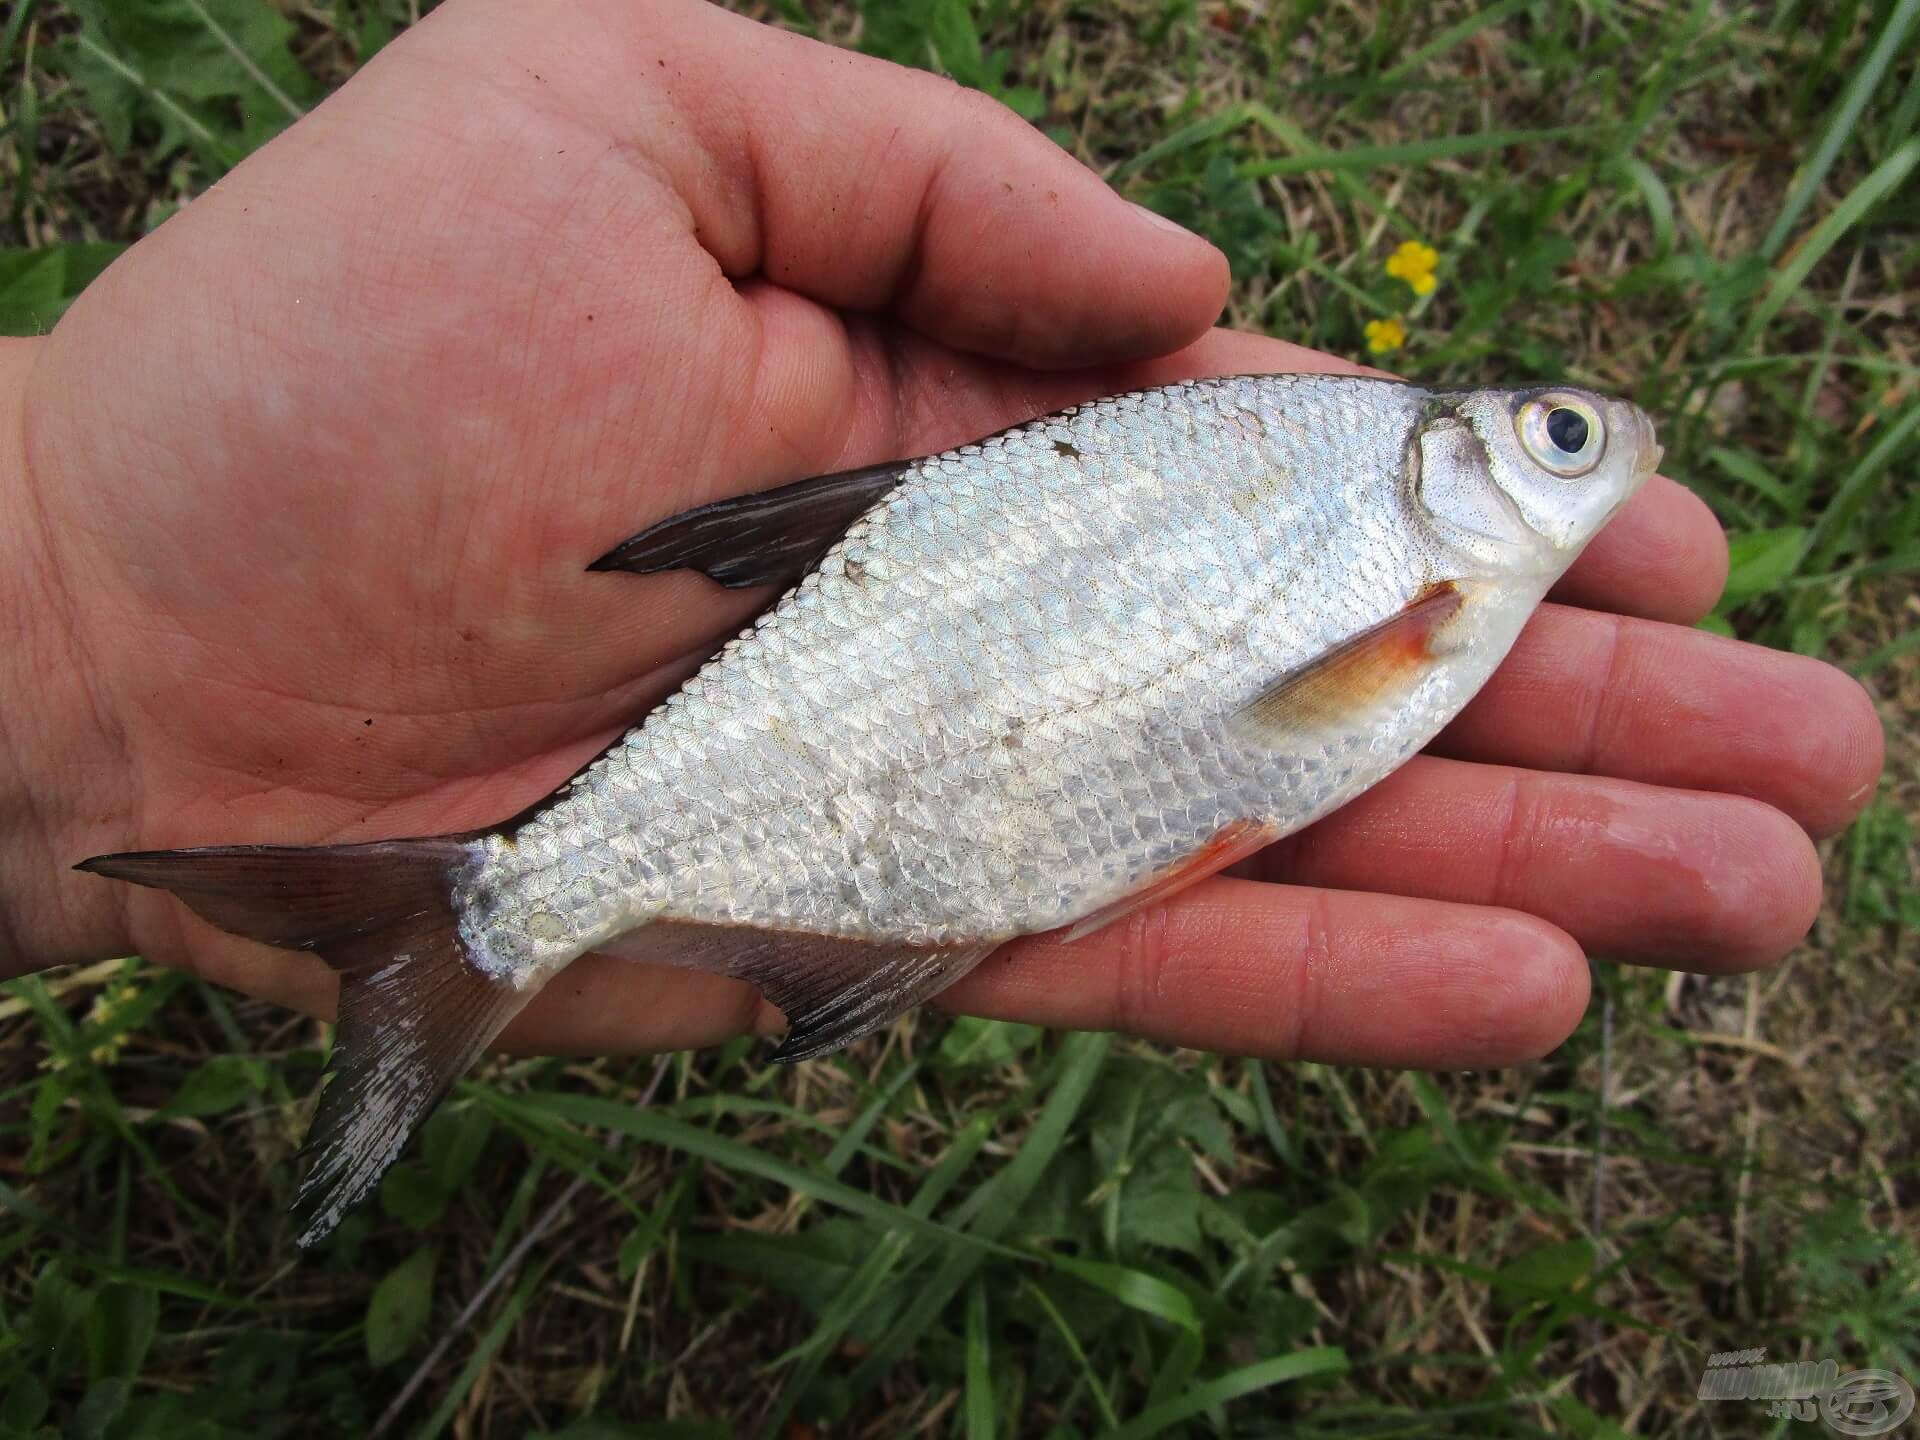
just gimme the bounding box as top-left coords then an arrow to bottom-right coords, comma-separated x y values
76,840 -> 526,1248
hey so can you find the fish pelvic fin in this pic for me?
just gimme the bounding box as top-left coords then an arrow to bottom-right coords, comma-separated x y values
750,936 -> 1000,1062
606,921 -> 997,1063
1060,819 -> 1279,946
76,841 -> 526,1248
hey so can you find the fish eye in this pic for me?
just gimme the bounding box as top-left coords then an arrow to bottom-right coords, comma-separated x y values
1516,394 -> 1604,477
1545,407 -> 1588,452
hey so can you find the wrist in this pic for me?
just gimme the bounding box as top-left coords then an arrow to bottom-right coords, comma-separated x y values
0,337 -> 132,978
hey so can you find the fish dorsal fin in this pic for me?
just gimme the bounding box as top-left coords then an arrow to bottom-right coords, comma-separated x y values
604,922 -> 997,1062
588,460 -> 914,589
1234,580 -> 1466,742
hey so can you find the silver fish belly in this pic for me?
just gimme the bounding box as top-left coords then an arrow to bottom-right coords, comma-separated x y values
79,372 -> 1658,1243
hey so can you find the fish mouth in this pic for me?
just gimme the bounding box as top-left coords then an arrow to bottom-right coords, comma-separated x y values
1629,405 -> 1664,486
1598,403 -> 1661,529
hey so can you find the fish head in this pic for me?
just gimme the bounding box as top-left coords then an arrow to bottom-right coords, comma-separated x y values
1422,385 -> 1661,565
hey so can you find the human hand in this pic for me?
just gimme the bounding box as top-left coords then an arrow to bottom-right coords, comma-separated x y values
2,0 -> 1882,1069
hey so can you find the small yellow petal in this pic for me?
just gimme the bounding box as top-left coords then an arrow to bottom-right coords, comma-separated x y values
1364,317 -> 1406,354
1386,240 -> 1440,292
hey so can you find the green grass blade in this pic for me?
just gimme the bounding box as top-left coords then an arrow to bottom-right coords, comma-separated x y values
1380,0 -> 1532,81
177,0 -> 306,122
1804,398 -> 1920,570
409,1259 -> 552,1440
1111,100 -> 1417,234
1760,0 -> 1920,259
1099,1346 -> 1350,1440
1046,1255 -> 1202,1334
965,1277 -> 994,1440
0,0 -> 40,75
1109,105 -> 1254,183
1246,1062 -> 1299,1171
845,1032 -> 1112,1395
516,1091 -> 1020,1259
1852,625 -> 1920,679
36,1255 -> 248,1307
1612,156 -> 1676,256
1143,1328 -> 1205,1415
1888,49 -> 1920,147
821,1057 -> 921,1175
1026,1278 -> 1120,1430
71,32 -> 236,166
1238,124 -> 1610,179
1707,446 -> 1800,515
758,1114 -> 992,1438
1739,139 -> 1920,352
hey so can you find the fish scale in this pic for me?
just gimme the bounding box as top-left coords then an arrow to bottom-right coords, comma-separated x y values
80,371 -> 1658,1244
482,378 -> 1454,953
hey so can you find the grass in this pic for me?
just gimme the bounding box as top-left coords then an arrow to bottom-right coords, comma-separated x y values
3,0 -> 1917,1435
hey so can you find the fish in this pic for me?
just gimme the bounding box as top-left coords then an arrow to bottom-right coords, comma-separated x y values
78,373 -> 1660,1245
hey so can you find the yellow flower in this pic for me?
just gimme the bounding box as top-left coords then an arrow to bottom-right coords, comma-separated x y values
1386,240 -> 1439,296
1365,316 -> 1406,354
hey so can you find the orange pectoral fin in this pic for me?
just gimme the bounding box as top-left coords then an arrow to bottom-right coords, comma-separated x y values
1235,580 -> 1466,741
1061,819 -> 1279,945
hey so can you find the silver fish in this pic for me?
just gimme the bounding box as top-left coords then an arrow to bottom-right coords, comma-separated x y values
80,373 -> 1659,1243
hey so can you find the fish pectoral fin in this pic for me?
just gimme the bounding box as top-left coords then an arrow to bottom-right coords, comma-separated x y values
587,460 -> 913,589
1233,580 -> 1467,741
605,921 -> 997,1063
1060,819 -> 1278,945
75,841 -> 528,1248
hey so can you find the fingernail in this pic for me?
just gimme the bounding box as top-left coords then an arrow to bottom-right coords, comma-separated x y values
1127,200 -> 1201,240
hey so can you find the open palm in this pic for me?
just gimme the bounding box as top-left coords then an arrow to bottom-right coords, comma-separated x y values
9,0 -> 1881,1068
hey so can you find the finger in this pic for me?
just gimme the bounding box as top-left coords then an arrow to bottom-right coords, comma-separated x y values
508,954 -> 767,1056
699,311 -> 1347,532
1436,606 -> 1885,837
1262,756 -> 1824,971
151,858 -> 1582,1069
600,0 -> 1229,368
1552,476 -> 1728,623
946,880 -> 1589,1068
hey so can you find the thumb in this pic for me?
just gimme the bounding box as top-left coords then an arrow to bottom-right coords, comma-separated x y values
584,0 -> 1231,368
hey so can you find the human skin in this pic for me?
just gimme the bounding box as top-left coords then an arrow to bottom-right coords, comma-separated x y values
0,0 -> 1884,1068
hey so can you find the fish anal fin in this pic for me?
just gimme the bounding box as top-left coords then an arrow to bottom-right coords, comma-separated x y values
601,921 -> 996,1063
588,460 -> 913,589
1236,580 -> 1466,741
1060,819 -> 1278,946
75,842 -> 525,1248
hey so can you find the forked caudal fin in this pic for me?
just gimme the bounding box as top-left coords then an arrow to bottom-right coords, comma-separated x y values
75,841 -> 525,1248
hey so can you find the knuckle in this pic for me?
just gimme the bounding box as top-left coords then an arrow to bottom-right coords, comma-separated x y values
1490,770 -> 1541,912
1285,890 -> 1331,1061
1109,906 -> 1172,1039
1577,610 -> 1631,774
